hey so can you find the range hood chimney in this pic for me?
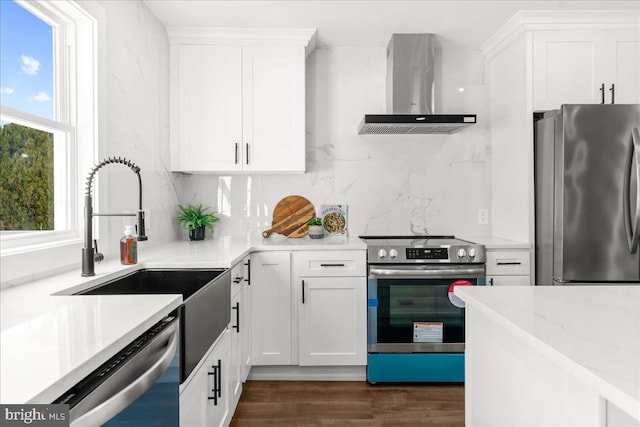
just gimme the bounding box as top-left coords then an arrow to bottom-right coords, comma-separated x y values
358,34 -> 476,135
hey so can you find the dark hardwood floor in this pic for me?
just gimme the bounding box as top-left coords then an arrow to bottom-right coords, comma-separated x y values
230,381 -> 464,426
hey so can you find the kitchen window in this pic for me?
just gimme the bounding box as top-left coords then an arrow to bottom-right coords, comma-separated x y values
0,0 -> 98,282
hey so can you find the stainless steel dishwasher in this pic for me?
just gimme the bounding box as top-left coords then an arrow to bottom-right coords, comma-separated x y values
54,316 -> 180,426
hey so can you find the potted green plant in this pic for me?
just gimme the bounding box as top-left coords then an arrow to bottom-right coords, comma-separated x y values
307,217 -> 324,239
176,204 -> 219,241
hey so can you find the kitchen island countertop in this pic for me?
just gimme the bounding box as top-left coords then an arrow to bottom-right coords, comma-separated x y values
0,236 -> 365,404
454,285 -> 640,423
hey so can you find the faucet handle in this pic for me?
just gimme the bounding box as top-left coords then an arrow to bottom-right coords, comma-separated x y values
93,240 -> 104,263
136,210 -> 148,241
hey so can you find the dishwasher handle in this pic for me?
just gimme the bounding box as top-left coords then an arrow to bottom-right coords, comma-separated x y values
71,320 -> 179,427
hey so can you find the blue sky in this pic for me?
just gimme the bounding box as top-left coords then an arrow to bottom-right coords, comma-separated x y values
0,0 -> 53,119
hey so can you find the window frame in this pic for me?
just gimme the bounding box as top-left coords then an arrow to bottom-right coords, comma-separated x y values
0,0 -> 98,282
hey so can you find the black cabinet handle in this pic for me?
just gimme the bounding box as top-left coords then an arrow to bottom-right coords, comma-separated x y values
235,143 -> 239,164
232,302 -> 240,333
320,263 -> 345,267
496,261 -> 522,266
233,276 -> 243,284
246,143 -> 249,165
600,83 -> 605,104
218,359 -> 222,399
490,278 -> 494,286
609,83 -> 615,104
245,259 -> 250,285
207,359 -> 221,405
302,280 -> 305,304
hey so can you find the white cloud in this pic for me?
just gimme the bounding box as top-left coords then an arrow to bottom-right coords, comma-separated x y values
34,92 -> 50,102
0,87 -> 15,95
21,55 -> 40,75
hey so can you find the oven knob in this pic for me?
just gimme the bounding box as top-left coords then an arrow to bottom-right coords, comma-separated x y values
468,248 -> 476,258
389,249 -> 398,258
457,248 -> 467,258
377,249 -> 387,259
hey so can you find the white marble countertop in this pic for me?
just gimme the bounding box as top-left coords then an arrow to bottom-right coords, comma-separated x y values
454,285 -> 640,421
0,235 -> 365,404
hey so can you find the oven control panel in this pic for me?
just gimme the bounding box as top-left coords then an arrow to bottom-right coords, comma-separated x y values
406,247 -> 449,260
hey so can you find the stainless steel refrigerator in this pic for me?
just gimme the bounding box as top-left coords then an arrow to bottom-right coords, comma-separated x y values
535,104 -> 640,285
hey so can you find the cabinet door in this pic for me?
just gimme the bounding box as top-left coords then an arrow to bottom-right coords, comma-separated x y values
241,257 -> 252,380
171,44 -> 242,172
250,252 -> 292,365
298,277 -> 367,366
533,31 -> 606,110
179,361 -> 207,427
229,290 -> 243,410
242,45 -> 305,172
205,330 -> 230,427
604,30 -> 640,104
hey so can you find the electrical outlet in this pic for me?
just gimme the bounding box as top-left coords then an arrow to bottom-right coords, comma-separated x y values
477,208 -> 488,225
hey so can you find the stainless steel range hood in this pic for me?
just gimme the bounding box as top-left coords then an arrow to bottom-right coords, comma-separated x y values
358,34 -> 476,135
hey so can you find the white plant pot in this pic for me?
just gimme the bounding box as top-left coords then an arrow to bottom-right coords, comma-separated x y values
308,225 -> 324,239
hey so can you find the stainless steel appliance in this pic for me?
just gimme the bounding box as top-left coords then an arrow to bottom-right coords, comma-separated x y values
534,104 -> 640,285
358,34 -> 476,135
55,316 -> 180,426
360,235 -> 485,383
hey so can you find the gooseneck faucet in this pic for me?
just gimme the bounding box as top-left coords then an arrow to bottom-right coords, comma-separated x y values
82,157 -> 148,277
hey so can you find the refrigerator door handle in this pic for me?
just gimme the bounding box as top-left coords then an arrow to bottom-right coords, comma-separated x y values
623,128 -> 640,253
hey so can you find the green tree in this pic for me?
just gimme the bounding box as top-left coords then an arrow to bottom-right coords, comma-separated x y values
0,122 -> 54,230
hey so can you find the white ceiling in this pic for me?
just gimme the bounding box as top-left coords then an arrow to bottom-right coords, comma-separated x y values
143,0 -> 640,48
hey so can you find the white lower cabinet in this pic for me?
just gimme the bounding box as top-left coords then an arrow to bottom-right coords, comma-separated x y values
486,248 -> 531,286
229,255 -> 252,415
293,251 -> 367,366
180,329 -> 230,427
250,251 -> 292,365
241,257 -> 252,380
297,276 -> 367,365
249,249 -> 368,368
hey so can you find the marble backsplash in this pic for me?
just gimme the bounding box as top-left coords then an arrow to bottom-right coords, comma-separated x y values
175,46 -> 491,240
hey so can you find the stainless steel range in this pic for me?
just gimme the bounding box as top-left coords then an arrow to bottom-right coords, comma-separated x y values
360,235 -> 486,383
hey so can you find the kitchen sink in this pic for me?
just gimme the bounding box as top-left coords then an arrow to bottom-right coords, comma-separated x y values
76,268 -> 231,383
77,268 -> 225,300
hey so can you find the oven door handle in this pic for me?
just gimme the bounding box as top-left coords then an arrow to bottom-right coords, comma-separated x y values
369,267 -> 485,279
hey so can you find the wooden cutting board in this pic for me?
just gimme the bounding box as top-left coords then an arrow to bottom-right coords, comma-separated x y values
263,196 -> 315,238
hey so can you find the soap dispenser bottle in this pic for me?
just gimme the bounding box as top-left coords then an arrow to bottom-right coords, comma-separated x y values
120,225 -> 137,265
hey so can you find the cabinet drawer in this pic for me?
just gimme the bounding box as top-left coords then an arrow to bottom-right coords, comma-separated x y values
293,250 -> 366,277
486,250 -> 531,276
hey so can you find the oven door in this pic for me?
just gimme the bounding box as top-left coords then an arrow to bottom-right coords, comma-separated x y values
367,264 -> 485,354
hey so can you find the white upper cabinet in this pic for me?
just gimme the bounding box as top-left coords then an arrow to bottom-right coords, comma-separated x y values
242,45 -> 306,172
169,28 -> 316,173
533,29 -> 640,110
482,11 -> 639,246
605,30 -> 640,104
172,44 -> 243,172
